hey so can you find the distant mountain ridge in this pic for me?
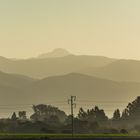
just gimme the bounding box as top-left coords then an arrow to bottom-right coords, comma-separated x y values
0,54 -> 115,79
0,48 -> 140,82
38,48 -> 71,58
0,49 -> 140,117
0,71 -> 36,107
23,73 -> 140,103
0,72 -> 139,116
0,71 -> 36,88
78,59 -> 140,82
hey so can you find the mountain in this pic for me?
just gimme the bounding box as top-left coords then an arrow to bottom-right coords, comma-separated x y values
0,71 -> 36,88
1,51 -> 140,82
0,71 -> 36,108
0,73 -> 140,116
38,48 -> 71,58
78,59 -> 140,82
0,55 -> 115,78
18,73 -> 140,116
23,73 -> 140,102
0,52 -> 140,82
0,56 -> 11,62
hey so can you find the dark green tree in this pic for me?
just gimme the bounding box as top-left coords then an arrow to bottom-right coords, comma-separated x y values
18,111 -> 27,120
93,106 -> 108,122
30,104 -> 67,123
78,108 -> 88,121
113,109 -> 121,121
78,106 -> 108,123
11,112 -> 17,121
125,96 -> 140,120
121,109 -> 129,120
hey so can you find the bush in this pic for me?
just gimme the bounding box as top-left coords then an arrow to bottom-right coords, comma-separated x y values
120,129 -> 128,134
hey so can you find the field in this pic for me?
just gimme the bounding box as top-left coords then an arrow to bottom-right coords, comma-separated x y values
0,134 -> 140,140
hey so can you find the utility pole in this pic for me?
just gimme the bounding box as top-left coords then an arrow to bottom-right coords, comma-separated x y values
68,96 -> 76,137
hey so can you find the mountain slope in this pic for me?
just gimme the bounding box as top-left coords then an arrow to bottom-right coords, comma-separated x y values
78,59 -> 140,82
0,73 -> 140,116
22,73 -> 140,108
0,71 -> 36,88
1,52 -> 140,82
0,55 -> 115,78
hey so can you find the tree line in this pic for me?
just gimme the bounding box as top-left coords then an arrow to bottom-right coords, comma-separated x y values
1,97 -> 140,134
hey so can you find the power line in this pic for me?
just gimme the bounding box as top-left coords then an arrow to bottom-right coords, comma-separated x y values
0,99 -> 130,106
77,100 -> 130,103
0,99 -> 132,117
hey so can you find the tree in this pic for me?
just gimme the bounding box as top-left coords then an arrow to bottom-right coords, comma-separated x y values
124,96 -> 140,120
89,121 -> 99,132
18,111 -> 27,121
93,106 -> 108,122
78,106 -> 108,123
30,104 -> 67,123
120,129 -> 128,134
73,118 -> 89,133
48,115 -> 61,126
113,109 -> 121,121
121,109 -> 129,120
11,112 -> 17,121
78,108 -> 88,121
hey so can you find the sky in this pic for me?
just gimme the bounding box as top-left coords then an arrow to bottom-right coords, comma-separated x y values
0,0 -> 140,59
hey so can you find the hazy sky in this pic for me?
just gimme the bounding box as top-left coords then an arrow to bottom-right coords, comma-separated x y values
0,0 -> 140,59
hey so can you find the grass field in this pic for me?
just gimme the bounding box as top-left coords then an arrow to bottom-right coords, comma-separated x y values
0,134 -> 140,139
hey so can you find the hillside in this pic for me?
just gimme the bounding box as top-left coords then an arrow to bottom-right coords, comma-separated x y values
0,72 -> 139,116
1,51 -> 140,82
0,55 -> 115,78
79,59 -> 140,82
0,71 -> 35,88
0,71 -> 36,116
19,73 -> 140,115
23,73 -> 140,102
